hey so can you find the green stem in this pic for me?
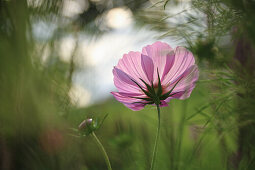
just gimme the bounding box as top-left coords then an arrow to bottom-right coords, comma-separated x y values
150,104 -> 161,170
92,132 -> 112,170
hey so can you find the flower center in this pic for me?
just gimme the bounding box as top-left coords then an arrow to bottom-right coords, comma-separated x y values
131,68 -> 182,106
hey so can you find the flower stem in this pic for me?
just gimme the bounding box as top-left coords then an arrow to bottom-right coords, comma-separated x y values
92,132 -> 112,170
150,104 -> 161,170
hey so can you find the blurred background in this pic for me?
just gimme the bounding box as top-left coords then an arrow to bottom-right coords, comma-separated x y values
1,0 -> 255,169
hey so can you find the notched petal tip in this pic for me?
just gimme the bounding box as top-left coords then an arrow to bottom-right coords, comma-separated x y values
147,41 -> 173,49
142,41 -> 173,57
174,46 -> 195,64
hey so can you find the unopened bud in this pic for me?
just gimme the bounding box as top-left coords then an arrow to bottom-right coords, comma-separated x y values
78,118 -> 92,130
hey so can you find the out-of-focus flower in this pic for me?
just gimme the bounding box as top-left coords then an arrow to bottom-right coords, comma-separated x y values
39,129 -> 65,154
111,41 -> 199,111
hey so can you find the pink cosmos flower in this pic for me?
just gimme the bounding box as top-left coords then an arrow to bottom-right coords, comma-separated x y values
111,41 -> 199,111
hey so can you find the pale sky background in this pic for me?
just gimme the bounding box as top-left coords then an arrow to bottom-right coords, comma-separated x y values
33,0 -> 192,107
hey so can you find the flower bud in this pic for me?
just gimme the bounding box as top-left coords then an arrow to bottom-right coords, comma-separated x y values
78,118 -> 92,130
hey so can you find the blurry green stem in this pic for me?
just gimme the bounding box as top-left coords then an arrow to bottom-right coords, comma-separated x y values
92,132 -> 112,170
150,104 -> 161,170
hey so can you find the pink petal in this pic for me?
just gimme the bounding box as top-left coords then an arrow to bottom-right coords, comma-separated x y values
111,92 -> 146,111
177,84 -> 196,100
172,65 -> 199,92
111,92 -> 140,103
163,84 -> 196,103
116,51 -> 151,86
141,54 -> 154,83
160,100 -> 168,107
163,65 -> 199,100
114,67 -> 137,86
142,41 -> 174,84
162,53 -> 175,81
163,91 -> 186,103
117,92 -> 145,97
113,67 -> 141,93
162,46 -> 195,86
124,103 -> 145,111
